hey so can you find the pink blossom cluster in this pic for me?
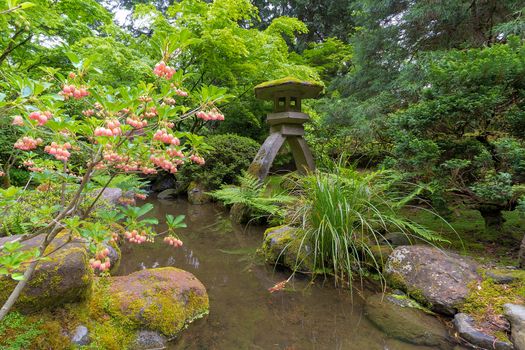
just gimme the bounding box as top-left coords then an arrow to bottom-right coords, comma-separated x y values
153,61 -> 176,79
14,136 -> 43,151
189,154 -> 205,165
153,129 -> 180,145
144,107 -> 158,119
150,155 -> 179,174
140,166 -> 157,175
115,161 -> 140,173
22,160 -> 44,172
164,236 -> 183,247
126,116 -> 147,129
170,84 -> 188,97
196,109 -> 225,121
124,230 -> 147,244
109,232 -> 119,243
167,148 -> 184,158
82,109 -> 95,117
12,115 -> 24,126
44,142 -> 72,161
163,97 -> 176,105
61,85 -> 89,100
135,193 -> 147,200
94,119 -> 122,137
89,248 -> 111,272
29,111 -> 52,126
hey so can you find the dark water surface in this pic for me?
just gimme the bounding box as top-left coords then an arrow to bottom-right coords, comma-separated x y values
116,199 -> 441,350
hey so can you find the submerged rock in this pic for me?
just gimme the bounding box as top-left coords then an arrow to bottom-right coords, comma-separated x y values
157,188 -> 178,200
385,245 -> 481,315
365,293 -> 452,348
504,304 -> 525,350
453,313 -> 514,350
187,182 -> 210,205
260,225 -> 314,273
132,330 -> 168,350
104,267 -> 209,337
0,232 -> 92,312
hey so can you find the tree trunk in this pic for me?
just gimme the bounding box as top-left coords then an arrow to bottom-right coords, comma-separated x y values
478,206 -> 506,233
519,233 -> 525,269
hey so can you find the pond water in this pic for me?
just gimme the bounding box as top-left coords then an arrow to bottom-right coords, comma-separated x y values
116,199 -> 449,350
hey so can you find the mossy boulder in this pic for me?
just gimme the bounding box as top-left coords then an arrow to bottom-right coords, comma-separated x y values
101,267 -> 208,337
260,226 -> 314,273
187,181 -> 210,205
0,232 -> 92,313
100,187 -> 124,205
365,293 -> 452,348
385,245 -> 481,315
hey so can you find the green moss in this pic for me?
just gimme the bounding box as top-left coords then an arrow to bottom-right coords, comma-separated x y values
254,77 -> 323,89
260,226 -> 315,273
460,277 -> 525,341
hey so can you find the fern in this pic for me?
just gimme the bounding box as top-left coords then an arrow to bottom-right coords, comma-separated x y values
210,172 -> 293,220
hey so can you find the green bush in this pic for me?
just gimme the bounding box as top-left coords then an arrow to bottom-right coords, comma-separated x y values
181,134 -> 260,190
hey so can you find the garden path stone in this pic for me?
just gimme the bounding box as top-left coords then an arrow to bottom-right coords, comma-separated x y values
454,313 -> 514,350
385,245 -> 481,315
504,303 -> 525,350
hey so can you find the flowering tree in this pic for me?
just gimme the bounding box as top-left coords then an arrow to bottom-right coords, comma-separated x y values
0,48 -> 229,320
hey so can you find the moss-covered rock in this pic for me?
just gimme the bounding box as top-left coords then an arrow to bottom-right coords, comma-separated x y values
0,232 -> 92,313
385,245 -> 481,315
260,225 -> 314,273
365,293 -> 452,348
97,267 -> 208,338
187,181 -> 211,205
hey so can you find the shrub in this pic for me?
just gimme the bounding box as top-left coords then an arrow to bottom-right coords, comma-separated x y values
181,134 -> 260,190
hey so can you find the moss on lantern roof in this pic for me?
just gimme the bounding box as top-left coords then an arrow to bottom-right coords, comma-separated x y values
254,77 -> 324,100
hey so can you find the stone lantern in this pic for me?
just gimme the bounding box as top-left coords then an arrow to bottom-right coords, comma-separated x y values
248,77 -> 322,181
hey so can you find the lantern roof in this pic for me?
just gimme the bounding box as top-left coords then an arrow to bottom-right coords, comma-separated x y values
254,77 -> 323,100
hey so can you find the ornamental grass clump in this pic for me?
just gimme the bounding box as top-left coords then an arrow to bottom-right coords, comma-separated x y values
288,166 -> 446,286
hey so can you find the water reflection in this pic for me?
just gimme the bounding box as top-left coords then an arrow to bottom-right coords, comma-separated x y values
117,199 -> 447,350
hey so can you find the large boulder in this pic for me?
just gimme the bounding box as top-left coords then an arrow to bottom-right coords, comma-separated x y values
365,293 -> 452,348
0,232 -> 92,312
260,226 -> 314,273
454,313 -> 514,350
504,304 -> 525,350
385,245 -> 481,315
103,267 -> 208,337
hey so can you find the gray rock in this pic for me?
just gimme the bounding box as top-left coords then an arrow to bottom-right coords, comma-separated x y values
453,313 -> 514,350
486,270 -> 519,284
365,293 -> 452,348
385,245 -> 481,315
157,188 -> 178,200
71,325 -> 90,346
100,187 -> 123,205
504,303 -> 525,350
382,232 -> 412,246
131,330 -> 167,350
